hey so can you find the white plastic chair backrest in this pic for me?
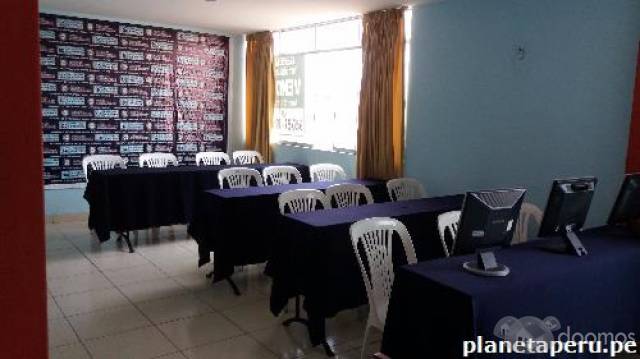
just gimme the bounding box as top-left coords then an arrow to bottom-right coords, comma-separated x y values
350,217 -> 417,328
263,165 -> 303,186
82,155 -> 126,180
386,178 -> 426,201
232,150 -> 264,165
138,153 -> 178,168
437,210 -> 461,257
512,202 -> 543,245
278,189 -> 330,215
309,163 -> 347,182
195,151 -> 230,166
218,167 -> 263,189
326,183 -> 374,208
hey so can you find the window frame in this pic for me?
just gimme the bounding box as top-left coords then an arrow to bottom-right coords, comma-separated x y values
272,17 -> 363,153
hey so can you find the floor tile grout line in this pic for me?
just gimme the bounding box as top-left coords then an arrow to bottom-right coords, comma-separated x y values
142,238 -> 284,357
58,227 -> 186,356
176,331 -> 261,357
48,225 -> 305,358
94,228 -> 267,357
47,232 -> 96,358
48,292 -> 94,358
176,331 -> 247,356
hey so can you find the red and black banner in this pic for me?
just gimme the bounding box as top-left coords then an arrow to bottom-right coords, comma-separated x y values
40,13 -> 229,185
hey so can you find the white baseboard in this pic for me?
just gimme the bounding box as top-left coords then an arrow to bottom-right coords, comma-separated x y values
46,213 -> 89,224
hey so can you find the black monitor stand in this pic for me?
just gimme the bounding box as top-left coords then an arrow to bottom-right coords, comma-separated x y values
542,224 -> 588,256
462,250 -> 510,277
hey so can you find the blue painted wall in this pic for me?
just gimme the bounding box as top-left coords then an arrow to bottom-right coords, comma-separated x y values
272,144 -> 356,178
45,188 -> 88,215
46,0 -> 640,224
405,0 -> 640,226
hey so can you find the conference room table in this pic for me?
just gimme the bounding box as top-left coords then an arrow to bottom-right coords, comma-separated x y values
84,162 -> 309,247
268,194 -> 465,349
381,227 -> 640,359
187,179 -> 389,293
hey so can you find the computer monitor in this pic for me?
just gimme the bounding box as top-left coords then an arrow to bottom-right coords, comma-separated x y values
608,173 -> 640,226
456,188 -> 526,277
538,177 -> 597,256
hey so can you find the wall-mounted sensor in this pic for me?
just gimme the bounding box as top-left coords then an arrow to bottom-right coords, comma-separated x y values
514,45 -> 526,61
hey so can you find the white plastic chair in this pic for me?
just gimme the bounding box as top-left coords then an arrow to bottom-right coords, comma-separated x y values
309,163 -> 347,182
195,151 -> 230,166
82,155 -> 126,180
232,150 -> 264,165
218,167 -> 263,189
437,210 -> 461,257
263,165 -> 303,186
350,217 -> 417,359
386,178 -> 426,201
138,153 -> 178,168
512,202 -> 543,245
326,183 -> 374,208
278,189 -> 329,215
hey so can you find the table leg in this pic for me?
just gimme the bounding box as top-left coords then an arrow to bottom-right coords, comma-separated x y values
282,296 -> 308,326
226,277 -> 241,296
284,300 -> 335,357
116,231 -> 135,253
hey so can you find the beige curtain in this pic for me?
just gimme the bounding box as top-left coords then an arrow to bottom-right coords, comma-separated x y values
245,31 -> 275,162
357,9 -> 405,179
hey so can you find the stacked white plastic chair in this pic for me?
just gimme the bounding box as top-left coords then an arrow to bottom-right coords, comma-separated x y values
263,165 -> 302,186
386,177 -> 426,201
350,217 -> 417,359
232,150 -> 264,165
82,155 -> 126,181
309,163 -> 347,182
437,210 -> 461,257
326,183 -> 374,208
195,151 -> 230,166
512,202 -> 543,245
138,153 -> 178,168
217,167 -> 263,189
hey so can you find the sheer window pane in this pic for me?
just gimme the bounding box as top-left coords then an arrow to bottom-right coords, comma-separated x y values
304,49 -> 361,150
272,18 -> 362,151
274,27 -> 315,55
316,20 -> 361,51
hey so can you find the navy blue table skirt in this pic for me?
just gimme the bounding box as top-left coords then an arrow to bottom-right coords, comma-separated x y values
188,179 -> 388,282
381,227 -> 640,359
84,163 -> 308,241
268,195 -> 464,345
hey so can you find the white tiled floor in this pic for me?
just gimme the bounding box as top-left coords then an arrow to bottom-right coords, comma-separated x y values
47,221 -> 380,359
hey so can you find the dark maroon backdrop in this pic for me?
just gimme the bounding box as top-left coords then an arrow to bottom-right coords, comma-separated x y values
40,13 -> 229,185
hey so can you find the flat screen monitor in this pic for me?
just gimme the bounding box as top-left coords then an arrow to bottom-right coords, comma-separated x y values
538,177 -> 597,256
456,188 -> 526,277
608,173 -> 640,226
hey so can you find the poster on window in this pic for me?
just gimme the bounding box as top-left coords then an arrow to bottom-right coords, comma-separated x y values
40,13 -> 229,187
274,54 -> 304,138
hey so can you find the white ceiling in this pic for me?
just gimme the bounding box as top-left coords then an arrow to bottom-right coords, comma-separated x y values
39,0 -> 431,35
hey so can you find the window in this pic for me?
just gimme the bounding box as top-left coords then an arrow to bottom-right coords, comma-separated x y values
273,18 -> 362,151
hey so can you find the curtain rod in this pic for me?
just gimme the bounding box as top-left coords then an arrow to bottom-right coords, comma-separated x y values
272,6 -> 410,34
273,15 -> 362,34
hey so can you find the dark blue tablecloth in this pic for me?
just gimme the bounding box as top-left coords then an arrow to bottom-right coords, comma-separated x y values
84,163 -> 308,241
187,179 -> 388,282
268,194 -> 464,346
381,227 -> 640,359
